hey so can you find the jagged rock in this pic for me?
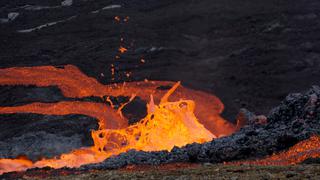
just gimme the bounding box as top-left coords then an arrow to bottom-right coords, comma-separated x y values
122,97 -> 147,125
0,114 -> 98,161
235,108 -> 253,129
235,108 -> 267,129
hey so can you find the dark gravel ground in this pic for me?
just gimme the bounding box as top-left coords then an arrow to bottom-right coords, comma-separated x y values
3,164 -> 320,180
45,164 -> 320,180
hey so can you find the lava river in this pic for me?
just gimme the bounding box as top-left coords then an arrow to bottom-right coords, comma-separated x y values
0,65 -> 237,174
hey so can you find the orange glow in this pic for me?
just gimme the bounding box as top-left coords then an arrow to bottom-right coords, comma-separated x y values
0,65 -> 236,174
125,72 -> 132,78
114,16 -> 120,22
0,65 -> 236,136
0,158 -> 33,175
123,16 -> 130,22
0,101 -> 127,129
230,135 -> 320,166
119,46 -> 128,54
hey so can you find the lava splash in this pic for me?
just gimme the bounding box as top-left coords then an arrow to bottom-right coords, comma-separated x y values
0,65 -> 236,174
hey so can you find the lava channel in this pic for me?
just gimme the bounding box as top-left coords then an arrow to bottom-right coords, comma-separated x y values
0,65 -> 236,174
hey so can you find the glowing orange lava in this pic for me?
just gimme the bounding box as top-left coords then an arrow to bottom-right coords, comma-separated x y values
0,65 -> 236,174
230,135 -> 320,166
119,46 -> 127,54
0,65 -> 236,136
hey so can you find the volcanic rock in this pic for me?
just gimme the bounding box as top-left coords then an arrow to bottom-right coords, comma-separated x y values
0,114 -> 98,161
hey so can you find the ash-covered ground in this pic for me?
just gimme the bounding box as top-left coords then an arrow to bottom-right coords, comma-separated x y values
0,0 -> 320,175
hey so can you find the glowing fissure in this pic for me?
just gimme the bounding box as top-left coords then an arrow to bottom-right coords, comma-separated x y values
0,65 -> 234,174
231,135 -> 320,165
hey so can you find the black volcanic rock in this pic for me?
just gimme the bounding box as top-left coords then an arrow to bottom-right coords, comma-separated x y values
0,85 -> 107,105
0,114 -> 98,161
122,97 -> 147,125
0,85 -> 67,106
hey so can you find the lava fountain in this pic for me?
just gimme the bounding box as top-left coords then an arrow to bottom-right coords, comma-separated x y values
0,65 -> 237,174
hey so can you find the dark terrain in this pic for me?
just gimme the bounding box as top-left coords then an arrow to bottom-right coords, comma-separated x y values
3,164 -> 320,180
44,164 -> 320,180
1,0 -> 320,178
1,0 -> 320,119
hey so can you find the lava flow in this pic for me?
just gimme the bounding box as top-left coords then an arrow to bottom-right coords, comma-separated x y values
0,65 -> 236,175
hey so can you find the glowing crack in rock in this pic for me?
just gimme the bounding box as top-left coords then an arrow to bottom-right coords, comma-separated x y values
230,135 -> 320,166
0,65 -> 235,174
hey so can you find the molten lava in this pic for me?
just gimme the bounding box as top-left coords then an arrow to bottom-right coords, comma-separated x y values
0,65 -> 235,174
0,65 -> 236,135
